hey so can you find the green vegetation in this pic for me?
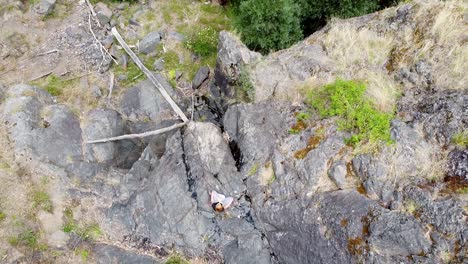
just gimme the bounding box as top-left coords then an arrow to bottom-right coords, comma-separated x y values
289,112 -> 311,134
232,0 -> 401,53
76,248 -> 90,262
248,163 -> 258,176
8,228 -> 47,251
165,254 -> 189,264
237,66 -> 255,101
0,211 -> 6,222
307,79 -> 394,146
62,206 -> 102,241
31,190 -> 53,213
452,129 -> 468,148
233,0 -> 302,54
457,187 -> 468,195
403,199 -> 419,215
30,74 -> 76,96
184,26 -> 218,57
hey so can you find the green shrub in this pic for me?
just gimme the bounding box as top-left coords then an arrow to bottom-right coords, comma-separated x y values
233,0 -> 303,53
298,0 -> 381,20
231,0 -> 401,53
184,26 -> 218,57
307,79 -> 393,146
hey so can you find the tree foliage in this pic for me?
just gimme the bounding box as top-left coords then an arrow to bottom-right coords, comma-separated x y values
232,0 -> 396,53
233,0 -> 303,54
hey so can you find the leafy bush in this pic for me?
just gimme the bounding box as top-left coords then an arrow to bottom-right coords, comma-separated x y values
231,0 -> 401,53
307,79 -> 393,146
233,0 -> 303,54
298,0 -> 381,20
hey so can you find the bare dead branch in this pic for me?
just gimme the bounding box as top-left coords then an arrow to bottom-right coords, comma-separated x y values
35,49 -> 59,57
85,122 -> 187,144
111,27 -> 189,123
108,71 -> 114,99
84,0 -> 101,27
87,14 -> 119,67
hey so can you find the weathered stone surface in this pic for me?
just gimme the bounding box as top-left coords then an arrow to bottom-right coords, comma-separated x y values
94,244 -> 160,264
251,43 -> 333,101
447,149 -> 468,179
95,2 -> 113,25
403,186 -> 467,242
153,57 -> 164,71
328,160 -> 348,189
192,66 -> 210,89
34,0 -> 56,15
103,122 -> 270,263
82,109 -> 125,164
215,31 -> 261,97
138,31 -> 162,54
119,77 -> 178,123
369,211 -> 431,256
3,85 -> 82,167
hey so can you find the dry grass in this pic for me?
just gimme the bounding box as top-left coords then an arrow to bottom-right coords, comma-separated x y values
323,21 -> 399,113
394,0 -> 468,89
379,125 -> 447,183
324,23 -> 394,71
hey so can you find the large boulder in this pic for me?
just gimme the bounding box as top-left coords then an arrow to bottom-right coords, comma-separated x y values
3,84 -> 83,167
138,31 -> 162,54
102,122 -> 271,263
119,76 -> 180,123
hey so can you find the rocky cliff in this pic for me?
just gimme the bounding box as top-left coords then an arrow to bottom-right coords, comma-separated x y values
0,0 -> 466,263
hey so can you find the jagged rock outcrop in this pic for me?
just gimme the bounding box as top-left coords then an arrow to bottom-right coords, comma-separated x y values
0,1 -> 466,263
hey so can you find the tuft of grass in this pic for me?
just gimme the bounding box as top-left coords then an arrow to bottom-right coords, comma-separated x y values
8,228 -> 47,251
457,187 -> 468,195
248,163 -> 258,176
307,79 -> 394,146
165,254 -> 189,264
62,217 -> 102,241
75,248 -> 90,262
404,200 -> 418,215
0,211 -> 6,222
31,190 -> 53,213
452,129 -> 468,148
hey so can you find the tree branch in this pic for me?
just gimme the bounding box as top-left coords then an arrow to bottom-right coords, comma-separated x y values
85,122 -> 186,144
111,27 -> 189,123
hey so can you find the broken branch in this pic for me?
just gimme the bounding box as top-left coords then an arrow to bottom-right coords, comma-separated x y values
111,27 -> 189,123
86,122 -> 187,144
87,15 -> 119,67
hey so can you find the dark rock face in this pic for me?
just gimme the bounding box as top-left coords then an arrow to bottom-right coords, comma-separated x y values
369,211 -> 431,256
215,31 -> 261,98
102,122 -> 271,263
399,90 -> 468,146
94,244 -> 160,264
119,77 -> 178,123
447,149 -> 468,179
82,109 -> 126,164
192,66 -> 210,89
138,31 -> 162,54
